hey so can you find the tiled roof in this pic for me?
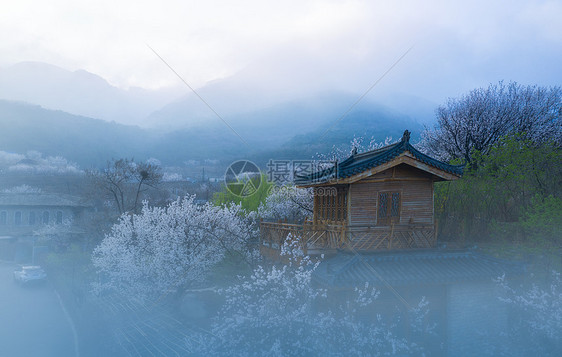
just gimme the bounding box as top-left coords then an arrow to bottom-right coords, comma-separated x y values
295,130 -> 464,185
0,193 -> 88,207
313,249 -> 525,288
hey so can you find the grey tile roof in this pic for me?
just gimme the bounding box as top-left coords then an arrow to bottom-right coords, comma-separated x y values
0,193 -> 88,207
313,249 -> 525,288
295,130 -> 464,185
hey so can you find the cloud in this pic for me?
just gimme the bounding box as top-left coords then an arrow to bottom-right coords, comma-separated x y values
0,0 -> 560,106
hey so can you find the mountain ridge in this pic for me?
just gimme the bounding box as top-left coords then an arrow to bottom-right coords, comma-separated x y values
0,99 -> 424,169
0,62 -> 180,126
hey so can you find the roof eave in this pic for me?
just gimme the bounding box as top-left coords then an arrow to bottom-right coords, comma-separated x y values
301,153 -> 460,186
295,140 -> 463,186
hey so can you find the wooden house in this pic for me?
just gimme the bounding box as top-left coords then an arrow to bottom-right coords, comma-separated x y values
260,130 -> 463,255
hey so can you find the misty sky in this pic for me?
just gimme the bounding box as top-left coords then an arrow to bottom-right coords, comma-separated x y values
2,0 -> 562,106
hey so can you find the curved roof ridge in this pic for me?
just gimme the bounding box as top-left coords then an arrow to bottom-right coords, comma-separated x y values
404,142 -> 464,176
340,142 -> 401,166
295,131 -> 464,185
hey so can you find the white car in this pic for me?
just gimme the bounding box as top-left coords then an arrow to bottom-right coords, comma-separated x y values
13,266 -> 47,284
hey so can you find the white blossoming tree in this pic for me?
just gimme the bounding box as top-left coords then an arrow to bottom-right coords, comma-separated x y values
92,196 -> 257,300
257,186 -> 313,223
419,81 -> 562,164
496,272 -> 562,355
33,218 -> 74,252
187,236 -> 433,356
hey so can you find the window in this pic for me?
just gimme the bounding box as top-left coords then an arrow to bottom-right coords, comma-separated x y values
29,211 -> 36,225
56,211 -> 63,224
0,211 -> 6,225
378,191 -> 401,225
391,193 -> 401,217
15,211 -> 22,226
43,211 -> 49,224
314,187 -> 346,222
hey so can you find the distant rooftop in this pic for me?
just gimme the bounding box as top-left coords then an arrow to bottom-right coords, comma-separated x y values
314,249 -> 525,288
0,193 -> 88,207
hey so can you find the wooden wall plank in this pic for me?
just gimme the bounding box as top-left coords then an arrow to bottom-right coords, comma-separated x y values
349,166 -> 434,226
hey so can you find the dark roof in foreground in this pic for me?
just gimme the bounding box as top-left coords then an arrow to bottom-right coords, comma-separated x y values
0,193 -> 88,207
313,249 -> 525,288
295,130 -> 464,185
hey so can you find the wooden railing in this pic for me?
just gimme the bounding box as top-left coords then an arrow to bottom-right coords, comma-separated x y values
260,220 -> 436,253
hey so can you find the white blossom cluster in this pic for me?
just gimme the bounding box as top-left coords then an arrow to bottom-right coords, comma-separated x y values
92,196 -> 257,300
4,151 -> 82,175
161,172 -> 184,182
317,136 -> 395,163
354,282 -> 380,307
419,81 -> 562,163
496,271 -> 562,353
33,218 -> 73,239
33,218 -> 74,251
187,236 -> 432,356
257,186 -> 313,223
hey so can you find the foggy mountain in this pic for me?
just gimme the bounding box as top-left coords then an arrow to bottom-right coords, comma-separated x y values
0,99 -> 254,167
145,66 -> 438,132
251,103 -> 423,166
0,62 -> 430,168
147,88 -> 428,149
0,61 -> 436,132
0,98 -> 422,168
0,62 -> 179,126
0,100 -> 154,167
149,90 -> 363,141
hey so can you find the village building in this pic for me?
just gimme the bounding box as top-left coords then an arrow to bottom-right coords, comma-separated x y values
0,192 -> 90,261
